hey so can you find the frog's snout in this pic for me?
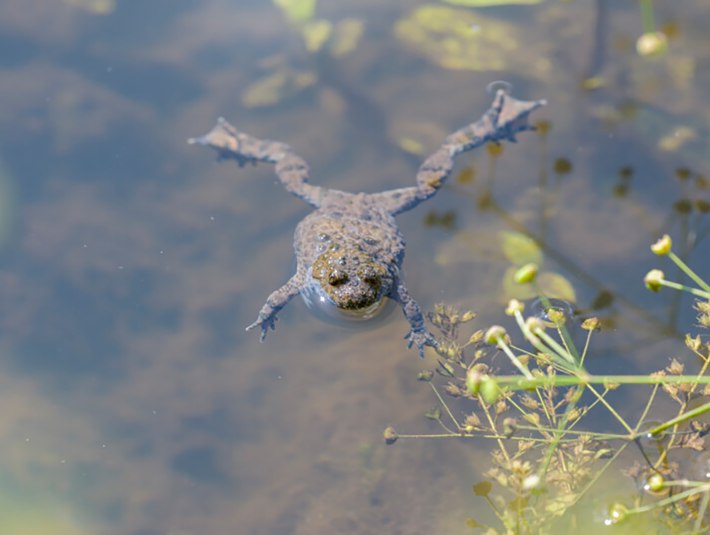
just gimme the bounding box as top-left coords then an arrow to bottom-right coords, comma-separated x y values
312,247 -> 387,311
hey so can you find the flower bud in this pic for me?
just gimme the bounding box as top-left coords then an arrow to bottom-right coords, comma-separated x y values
484,325 -> 508,346
636,31 -> 668,58
644,269 -> 665,292
480,377 -> 500,405
514,263 -> 538,284
505,299 -> 524,316
651,234 -> 672,255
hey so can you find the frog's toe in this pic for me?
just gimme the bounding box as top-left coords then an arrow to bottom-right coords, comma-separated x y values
405,329 -> 438,358
246,316 -> 277,341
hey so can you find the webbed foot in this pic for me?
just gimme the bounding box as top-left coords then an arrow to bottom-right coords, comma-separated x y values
405,328 -> 438,358
246,315 -> 278,341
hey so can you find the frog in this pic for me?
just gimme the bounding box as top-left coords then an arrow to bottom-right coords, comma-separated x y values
188,89 -> 545,356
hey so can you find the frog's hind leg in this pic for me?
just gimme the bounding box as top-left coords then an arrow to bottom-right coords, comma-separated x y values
372,90 -> 546,216
189,118 -> 325,208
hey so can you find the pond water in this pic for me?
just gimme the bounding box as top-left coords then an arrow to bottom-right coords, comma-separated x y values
0,1 -> 708,533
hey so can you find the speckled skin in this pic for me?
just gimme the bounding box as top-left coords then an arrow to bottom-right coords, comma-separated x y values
189,90 -> 545,356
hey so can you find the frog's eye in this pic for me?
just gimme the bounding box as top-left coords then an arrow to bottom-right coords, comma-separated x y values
362,273 -> 381,286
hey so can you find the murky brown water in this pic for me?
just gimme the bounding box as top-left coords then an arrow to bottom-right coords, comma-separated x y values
0,1 -> 708,533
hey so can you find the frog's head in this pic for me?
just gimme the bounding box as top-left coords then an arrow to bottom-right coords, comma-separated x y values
309,245 -> 390,316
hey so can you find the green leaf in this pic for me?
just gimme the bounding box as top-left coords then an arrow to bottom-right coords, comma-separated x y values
393,5 -> 521,72
301,19 -> 333,52
273,0 -> 317,24
473,480 -> 493,496
465,516 -> 481,528
499,231 -> 543,266
241,69 -> 316,108
329,18 -> 365,57
501,268 -> 576,303
537,272 -> 577,303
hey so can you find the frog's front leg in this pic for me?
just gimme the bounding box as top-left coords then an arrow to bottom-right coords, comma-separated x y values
391,281 -> 437,358
189,118 -> 326,208
246,274 -> 303,340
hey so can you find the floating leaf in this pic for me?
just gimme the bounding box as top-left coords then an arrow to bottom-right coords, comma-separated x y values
273,0 -> 317,24
442,0 -> 543,5
537,272 -> 576,303
0,493 -> 88,535
241,69 -> 316,108
389,119 -> 448,156
465,517 -> 481,528
63,0 -> 116,14
499,230 -> 542,266
473,480 -> 493,496
329,18 -> 365,57
435,229 -> 503,266
302,19 -> 333,52
501,268 -> 576,303
393,5 -> 519,71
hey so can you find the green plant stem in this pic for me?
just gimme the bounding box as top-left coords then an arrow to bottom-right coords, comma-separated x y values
659,278 -> 710,299
632,383 -> 660,434
639,0 -> 656,33
538,385 -> 584,478
531,284 -> 581,363
494,374 -> 710,389
579,327 -> 594,366
669,251 -> 710,293
629,483 -> 710,515
584,383 -> 633,434
644,401 -> 710,436
429,382 -> 461,431
571,440 -> 632,509
497,339 -> 534,379
513,310 -> 578,370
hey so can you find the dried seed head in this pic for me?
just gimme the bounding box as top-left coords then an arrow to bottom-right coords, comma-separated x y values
582,317 -> 601,331
383,426 -> 398,445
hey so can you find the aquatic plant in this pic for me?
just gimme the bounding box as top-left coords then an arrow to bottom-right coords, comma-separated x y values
241,0 -> 364,108
386,234 -> 710,533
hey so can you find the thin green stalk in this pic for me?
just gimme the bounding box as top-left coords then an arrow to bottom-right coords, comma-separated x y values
629,484 -> 710,515
571,440 -> 632,509
659,278 -> 710,299
644,401 -> 710,436
429,382 -> 461,431
669,251 -> 710,293
632,383 -> 661,433
497,339 -> 534,379
529,287 -> 581,363
584,383 -> 633,434
639,0 -> 656,33
494,374 -> 710,389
